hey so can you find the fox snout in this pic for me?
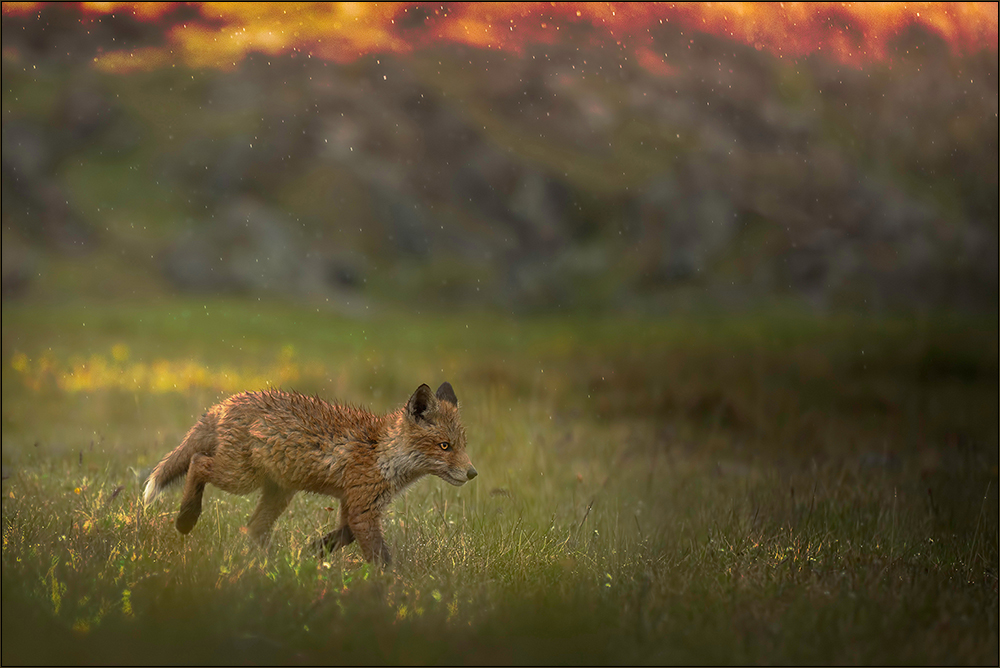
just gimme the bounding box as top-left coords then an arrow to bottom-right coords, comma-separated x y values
443,462 -> 478,486
457,464 -> 479,484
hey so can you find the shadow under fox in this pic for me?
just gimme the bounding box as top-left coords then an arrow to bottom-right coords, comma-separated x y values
143,382 -> 476,565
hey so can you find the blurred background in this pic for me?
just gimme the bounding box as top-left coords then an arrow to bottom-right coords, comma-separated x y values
3,1 -> 996,315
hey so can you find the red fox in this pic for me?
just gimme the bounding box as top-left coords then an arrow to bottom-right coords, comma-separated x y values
143,382 -> 476,565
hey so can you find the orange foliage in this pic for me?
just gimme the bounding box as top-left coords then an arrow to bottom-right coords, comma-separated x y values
2,2 -> 997,73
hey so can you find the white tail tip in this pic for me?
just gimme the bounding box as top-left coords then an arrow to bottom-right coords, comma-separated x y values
142,477 -> 159,507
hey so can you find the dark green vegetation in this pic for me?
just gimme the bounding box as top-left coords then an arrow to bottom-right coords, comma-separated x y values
2,301 -> 997,664
3,8 -> 998,313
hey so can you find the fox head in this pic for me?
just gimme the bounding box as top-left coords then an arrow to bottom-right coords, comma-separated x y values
397,382 -> 477,486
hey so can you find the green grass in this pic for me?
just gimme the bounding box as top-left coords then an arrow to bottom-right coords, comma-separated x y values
2,300 -> 997,664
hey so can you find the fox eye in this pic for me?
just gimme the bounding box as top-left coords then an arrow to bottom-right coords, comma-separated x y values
439,442 -> 451,451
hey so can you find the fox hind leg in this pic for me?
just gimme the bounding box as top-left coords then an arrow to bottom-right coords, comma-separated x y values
176,452 -> 212,534
246,479 -> 296,547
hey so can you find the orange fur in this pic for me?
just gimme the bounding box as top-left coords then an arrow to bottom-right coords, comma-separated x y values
143,383 -> 476,565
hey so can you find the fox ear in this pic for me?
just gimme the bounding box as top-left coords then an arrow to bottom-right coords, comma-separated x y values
435,382 -> 458,406
406,384 -> 436,422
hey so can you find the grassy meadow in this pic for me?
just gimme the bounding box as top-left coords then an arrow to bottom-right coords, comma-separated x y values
2,299 -> 997,664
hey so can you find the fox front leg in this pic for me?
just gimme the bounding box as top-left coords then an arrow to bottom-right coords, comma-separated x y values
349,510 -> 392,567
312,504 -> 355,557
313,525 -> 355,556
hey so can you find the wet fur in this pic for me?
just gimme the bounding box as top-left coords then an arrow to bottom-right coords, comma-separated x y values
143,383 -> 476,565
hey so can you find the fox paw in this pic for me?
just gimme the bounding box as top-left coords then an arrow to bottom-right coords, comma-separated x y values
175,505 -> 201,534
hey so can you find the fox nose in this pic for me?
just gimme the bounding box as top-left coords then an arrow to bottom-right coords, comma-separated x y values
466,466 -> 478,480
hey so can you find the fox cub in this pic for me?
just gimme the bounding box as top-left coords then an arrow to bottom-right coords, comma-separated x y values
143,382 -> 476,565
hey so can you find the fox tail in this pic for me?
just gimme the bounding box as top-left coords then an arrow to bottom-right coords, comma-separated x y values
142,415 -> 216,506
